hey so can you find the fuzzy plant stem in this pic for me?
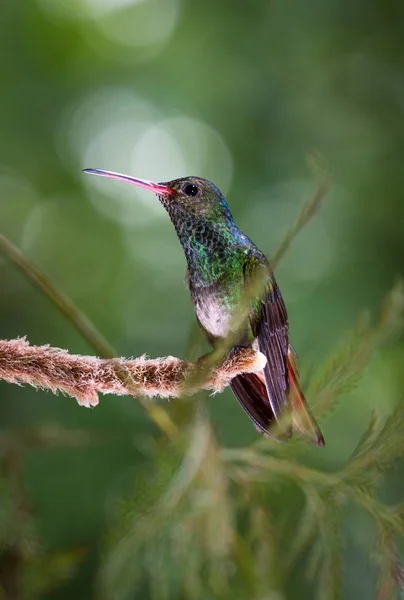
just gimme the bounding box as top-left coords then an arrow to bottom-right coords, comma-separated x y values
0,338 -> 267,408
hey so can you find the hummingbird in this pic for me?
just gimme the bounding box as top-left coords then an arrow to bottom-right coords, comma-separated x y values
83,168 -> 324,446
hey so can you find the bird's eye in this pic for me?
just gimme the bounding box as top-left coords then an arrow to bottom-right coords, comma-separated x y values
183,183 -> 199,197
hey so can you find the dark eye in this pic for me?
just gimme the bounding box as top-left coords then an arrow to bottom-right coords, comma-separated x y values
183,183 -> 199,197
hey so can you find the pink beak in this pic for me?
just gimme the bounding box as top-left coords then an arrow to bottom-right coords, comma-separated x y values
83,168 -> 172,195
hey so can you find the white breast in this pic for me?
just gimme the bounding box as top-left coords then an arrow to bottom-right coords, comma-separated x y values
196,295 -> 234,339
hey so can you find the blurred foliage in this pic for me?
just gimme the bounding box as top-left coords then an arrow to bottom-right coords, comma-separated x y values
1,0 -> 404,598
99,282 -> 404,600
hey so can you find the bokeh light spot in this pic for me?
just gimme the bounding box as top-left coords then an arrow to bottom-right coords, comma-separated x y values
20,195 -> 112,296
36,0 -> 180,52
131,117 -> 233,194
243,180 -> 336,299
93,0 -> 179,50
59,89 -> 233,230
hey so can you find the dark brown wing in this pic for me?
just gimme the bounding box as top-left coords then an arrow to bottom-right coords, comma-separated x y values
230,372 -> 275,434
244,257 -> 291,430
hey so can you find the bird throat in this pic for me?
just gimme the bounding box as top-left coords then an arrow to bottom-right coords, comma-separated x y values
160,200 -> 239,285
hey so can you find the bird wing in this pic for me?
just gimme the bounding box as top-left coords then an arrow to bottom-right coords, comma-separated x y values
243,257 -> 291,430
230,371 -> 277,436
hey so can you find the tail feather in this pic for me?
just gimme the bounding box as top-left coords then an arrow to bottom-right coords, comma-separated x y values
287,352 -> 325,446
229,351 -> 325,446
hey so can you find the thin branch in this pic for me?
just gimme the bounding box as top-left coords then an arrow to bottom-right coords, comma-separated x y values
0,338 -> 266,407
0,234 -> 116,359
271,167 -> 331,269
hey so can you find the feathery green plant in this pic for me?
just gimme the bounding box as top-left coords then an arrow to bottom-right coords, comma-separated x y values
99,281 -> 404,599
0,429 -> 100,599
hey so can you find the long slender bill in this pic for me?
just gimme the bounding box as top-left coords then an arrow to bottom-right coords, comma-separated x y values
83,168 -> 171,195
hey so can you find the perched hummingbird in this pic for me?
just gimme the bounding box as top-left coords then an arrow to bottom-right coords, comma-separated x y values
84,168 -> 324,446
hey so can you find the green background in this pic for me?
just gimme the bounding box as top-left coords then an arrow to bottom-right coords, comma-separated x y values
1,1 -> 404,598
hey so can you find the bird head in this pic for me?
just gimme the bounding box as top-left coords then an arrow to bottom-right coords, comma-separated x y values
83,169 -> 233,222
